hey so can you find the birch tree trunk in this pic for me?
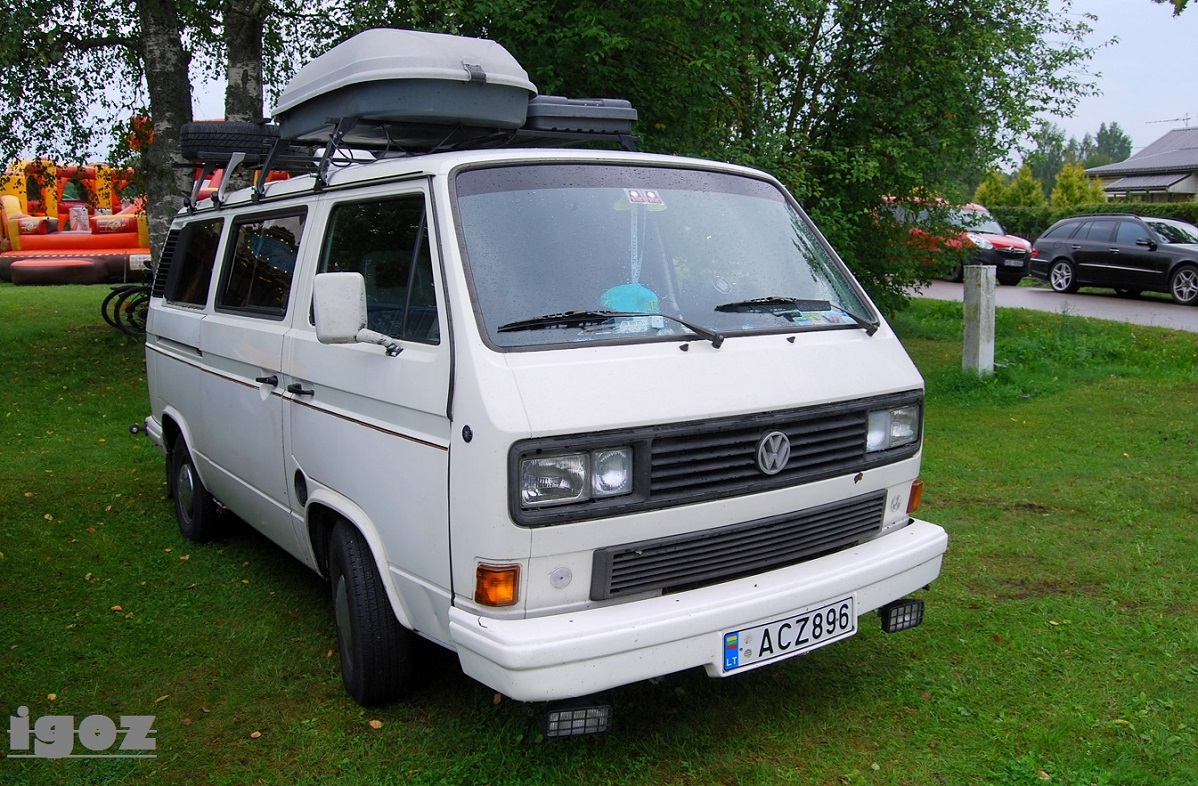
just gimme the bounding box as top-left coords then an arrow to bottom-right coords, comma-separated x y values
137,0 -> 195,261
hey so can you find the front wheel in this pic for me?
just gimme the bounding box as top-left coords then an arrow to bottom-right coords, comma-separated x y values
1169,265 -> 1198,305
170,439 -> 221,542
329,521 -> 415,705
1049,260 -> 1079,293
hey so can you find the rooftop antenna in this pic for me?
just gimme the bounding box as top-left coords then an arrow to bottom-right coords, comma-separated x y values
1147,113 -> 1191,127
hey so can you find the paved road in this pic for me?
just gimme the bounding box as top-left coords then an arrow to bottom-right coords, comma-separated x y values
912,280 -> 1198,333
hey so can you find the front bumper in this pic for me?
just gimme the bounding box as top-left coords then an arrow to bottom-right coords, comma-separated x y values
973,248 -> 1028,276
449,518 -> 948,701
143,415 -> 166,454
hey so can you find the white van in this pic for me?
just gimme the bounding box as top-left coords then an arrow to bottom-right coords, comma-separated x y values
143,29 -> 947,736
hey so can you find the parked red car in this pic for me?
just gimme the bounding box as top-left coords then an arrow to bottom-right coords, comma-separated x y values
887,199 -> 1031,285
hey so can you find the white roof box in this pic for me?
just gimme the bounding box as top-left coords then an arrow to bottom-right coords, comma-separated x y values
273,29 -> 538,145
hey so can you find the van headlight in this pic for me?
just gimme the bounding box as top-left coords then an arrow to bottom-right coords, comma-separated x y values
866,405 -> 921,452
520,447 -> 634,508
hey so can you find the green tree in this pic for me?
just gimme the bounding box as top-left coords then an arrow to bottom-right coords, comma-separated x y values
1027,123 -> 1067,198
973,169 -> 1012,206
372,0 -> 1097,310
1007,163 -> 1048,207
1091,121 -> 1133,166
1,0 -> 1099,311
1051,161 -> 1105,206
0,0 -> 335,253
1064,132 -> 1094,164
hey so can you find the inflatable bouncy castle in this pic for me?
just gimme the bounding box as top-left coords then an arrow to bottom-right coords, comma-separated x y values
0,160 -> 151,285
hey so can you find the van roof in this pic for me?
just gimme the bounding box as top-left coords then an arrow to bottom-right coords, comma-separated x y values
183,146 -> 779,215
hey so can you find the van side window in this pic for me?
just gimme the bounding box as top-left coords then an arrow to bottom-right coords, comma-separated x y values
164,219 -> 224,306
217,213 -> 306,317
319,196 -> 440,344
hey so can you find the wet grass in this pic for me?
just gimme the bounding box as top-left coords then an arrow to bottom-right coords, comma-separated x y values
2,284 -> 1196,784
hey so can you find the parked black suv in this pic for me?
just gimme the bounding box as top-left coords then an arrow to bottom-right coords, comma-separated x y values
1029,214 -> 1198,305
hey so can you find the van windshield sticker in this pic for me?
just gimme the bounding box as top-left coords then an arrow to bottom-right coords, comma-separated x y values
625,189 -> 665,206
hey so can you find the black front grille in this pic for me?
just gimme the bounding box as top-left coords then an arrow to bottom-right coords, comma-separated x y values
649,408 -> 867,500
510,390 -> 921,526
590,491 -> 887,600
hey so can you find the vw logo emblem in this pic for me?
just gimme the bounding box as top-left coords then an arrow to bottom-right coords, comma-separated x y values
756,431 -> 791,475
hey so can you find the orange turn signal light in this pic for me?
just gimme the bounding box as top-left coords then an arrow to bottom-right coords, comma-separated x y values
475,564 -> 520,607
907,479 -> 924,514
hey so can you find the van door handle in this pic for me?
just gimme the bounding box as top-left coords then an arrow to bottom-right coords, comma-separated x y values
286,383 -> 314,396
255,375 -> 279,386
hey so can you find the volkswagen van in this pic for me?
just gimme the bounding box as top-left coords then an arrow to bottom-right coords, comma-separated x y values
143,29 -> 947,735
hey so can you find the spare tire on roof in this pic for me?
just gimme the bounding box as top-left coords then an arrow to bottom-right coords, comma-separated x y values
180,121 -> 280,164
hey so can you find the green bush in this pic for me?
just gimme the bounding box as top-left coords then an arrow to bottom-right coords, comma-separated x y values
991,202 -> 1198,241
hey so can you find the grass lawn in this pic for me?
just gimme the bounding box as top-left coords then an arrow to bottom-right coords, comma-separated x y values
1,283 -> 1196,785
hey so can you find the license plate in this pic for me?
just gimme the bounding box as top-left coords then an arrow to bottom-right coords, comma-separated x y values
723,596 -> 856,672
1002,259 -> 1024,267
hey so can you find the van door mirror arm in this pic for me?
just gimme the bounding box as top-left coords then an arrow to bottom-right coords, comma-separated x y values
355,328 -> 403,356
313,271 -> 403,357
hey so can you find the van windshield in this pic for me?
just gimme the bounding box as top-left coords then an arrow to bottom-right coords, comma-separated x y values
455,163 -> 873,348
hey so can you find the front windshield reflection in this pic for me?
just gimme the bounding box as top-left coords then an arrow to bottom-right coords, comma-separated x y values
455,164 -> 872,348
1147,219 -> 1198,245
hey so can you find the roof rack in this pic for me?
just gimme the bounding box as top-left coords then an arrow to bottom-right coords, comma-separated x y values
179,30 -> 639,209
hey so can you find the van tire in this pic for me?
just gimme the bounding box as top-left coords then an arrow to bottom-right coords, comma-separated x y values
170,439 -> 221,542
329,521 -> 415,705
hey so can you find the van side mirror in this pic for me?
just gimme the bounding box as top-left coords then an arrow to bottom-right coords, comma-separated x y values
312,272 -> 402,356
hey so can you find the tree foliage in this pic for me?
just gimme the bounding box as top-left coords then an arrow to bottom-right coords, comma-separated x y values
1154,0 -> 1189,13
0,0 -> 1098,310
361,0 -> 1096,310
1090,122 -> 1133,167
0,0 -> 338,252
1050,161 -> 1105,207
1007,163 -> 1048,207
973,170 -> 1012,206
1014,119 -> 1132,204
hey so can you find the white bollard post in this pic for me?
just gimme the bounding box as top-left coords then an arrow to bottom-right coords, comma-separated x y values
962,264 -> 995,376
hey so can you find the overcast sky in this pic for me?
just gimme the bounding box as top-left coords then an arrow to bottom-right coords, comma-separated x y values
1056,0 -> 1198,151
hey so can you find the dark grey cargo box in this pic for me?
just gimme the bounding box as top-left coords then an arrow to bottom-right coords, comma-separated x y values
272,29 -> 537,146
525,96 -> 638,135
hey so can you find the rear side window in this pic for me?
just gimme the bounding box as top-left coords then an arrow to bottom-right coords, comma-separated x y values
1041,221 -> 1078,240
1082,220 -> 1116,242
163,219 -> 224,306
217,212 -> 306,317
319,195 -> 440,344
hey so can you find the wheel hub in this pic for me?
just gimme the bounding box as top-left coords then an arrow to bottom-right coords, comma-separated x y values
1174,269 -> 1198,302
177,462 -> 196,517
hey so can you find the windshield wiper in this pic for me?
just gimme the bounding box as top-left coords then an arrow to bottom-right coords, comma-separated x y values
714,297 -> 878,336
498,309 -> 725,348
